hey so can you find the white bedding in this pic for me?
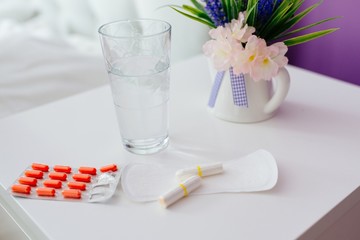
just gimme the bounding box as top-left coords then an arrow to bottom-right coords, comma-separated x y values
0,33 -> 107,118
0,0 -> 208,119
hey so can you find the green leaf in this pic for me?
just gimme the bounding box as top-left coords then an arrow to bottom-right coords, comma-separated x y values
275,16 -> 340,40
245,0 -> 258,26
182,5 -> 212,22
231,0 -> 237,19
281,1 -> 322,32
259,3 -> 294,36
190,0 -> 206,12
283,28 -> 339,46
263,0 -> 326,41
233,0 -> 242,14
258,0 -> 302,38
170,6 -> 215,28
222,0 -> 231,20
230,0 -> 238,20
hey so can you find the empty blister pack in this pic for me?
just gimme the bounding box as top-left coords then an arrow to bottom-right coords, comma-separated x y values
121,149 -> 278,202
9,163 -> 121,203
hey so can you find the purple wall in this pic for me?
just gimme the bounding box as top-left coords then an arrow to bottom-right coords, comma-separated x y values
286,0 -> 360,86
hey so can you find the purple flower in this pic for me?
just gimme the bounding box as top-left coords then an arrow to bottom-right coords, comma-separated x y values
203,0 -> 227,26
202,0 -> 283,27
257,0 -> 282,25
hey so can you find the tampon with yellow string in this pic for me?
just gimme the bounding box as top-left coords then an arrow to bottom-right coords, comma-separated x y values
175,162 -> 223,181
159,176 -> 201,208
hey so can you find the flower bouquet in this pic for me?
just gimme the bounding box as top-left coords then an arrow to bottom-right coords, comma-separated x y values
171,0 -> 338,122
172,0 -> 338,79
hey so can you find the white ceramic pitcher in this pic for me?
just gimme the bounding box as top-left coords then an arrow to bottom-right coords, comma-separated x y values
208,67 -> 290,123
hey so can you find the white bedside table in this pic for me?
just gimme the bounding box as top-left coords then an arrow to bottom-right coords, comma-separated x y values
0,55 -> 359,240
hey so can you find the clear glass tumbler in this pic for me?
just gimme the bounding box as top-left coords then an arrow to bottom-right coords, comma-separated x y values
98,19 -> 171,154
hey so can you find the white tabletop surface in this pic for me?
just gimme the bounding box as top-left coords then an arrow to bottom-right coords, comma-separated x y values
0,55 -> 359,240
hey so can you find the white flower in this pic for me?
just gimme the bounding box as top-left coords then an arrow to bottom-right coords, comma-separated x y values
226,12 -> 255,43
203,11 -> 288,80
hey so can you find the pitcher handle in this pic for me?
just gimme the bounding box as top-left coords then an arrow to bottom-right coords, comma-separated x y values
264,67 -> 290,114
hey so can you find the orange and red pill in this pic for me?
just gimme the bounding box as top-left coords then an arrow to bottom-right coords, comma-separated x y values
36,187 -> 55,197
62,189 -> 81,199
73,174 -> 91,183
25,170 -> 43,179
43,179 -> 62,189
67,181 -> 86,191
31,163 -> 49,172
78,167 -> 97,175
100,164 -> 118,173
12,184 -> 31,194
49,172 -> 67,181
18,177 -> 37,186
54,165 -> 71,173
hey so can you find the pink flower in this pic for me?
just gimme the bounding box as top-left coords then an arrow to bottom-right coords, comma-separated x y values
268,42 -> 288,68
203,34 -> 233,71
203,11 -> 288,80
208,25 -> 228,39
204,13 -> 255,72
204,26 -> 232,70
232,35 -> 267,75
250,55 -> 280,81
250,42 -> 288,81
226,12 -> 255,43
232,36 -> 288,81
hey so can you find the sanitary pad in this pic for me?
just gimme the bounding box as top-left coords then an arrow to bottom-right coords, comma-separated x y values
121,149 -> 278,202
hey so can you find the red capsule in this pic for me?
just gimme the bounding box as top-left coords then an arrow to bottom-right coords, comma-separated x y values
62,189 -> 81,199
36,187 -> 56,197
49,172 -> 67,181
100,164 -> 118,173
73,174 -> 91,183
18,177 -> 37,186
79,167 -> 97,175
25,170 -> 44,179
54,165 -> 72,173
43,179 -> 62,189
67,182 -> 86,191
31,163 -> 49,172
11,184 -> 31,194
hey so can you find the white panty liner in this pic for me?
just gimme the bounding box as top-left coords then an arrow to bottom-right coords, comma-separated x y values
121,149 -> 278,202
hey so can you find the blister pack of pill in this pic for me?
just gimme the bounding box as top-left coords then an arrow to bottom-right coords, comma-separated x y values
9,163 -> 121,203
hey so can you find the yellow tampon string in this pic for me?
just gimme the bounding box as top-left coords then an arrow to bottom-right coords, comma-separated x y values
197,166 -> 203,177
179,184 -> 188,197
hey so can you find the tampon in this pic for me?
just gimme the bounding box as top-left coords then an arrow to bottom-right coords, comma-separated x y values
100,164 -> 118,173
54,165 -> 72,173
31,163 -> 49,172
175,162 -> 223,181
159,176 -> 201,208
25,170 -> 44,179
79,167 -> 97,175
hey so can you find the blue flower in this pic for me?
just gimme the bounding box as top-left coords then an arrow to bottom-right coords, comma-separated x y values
203,0 -> 282,27
203,0 -> 227,26
256,0 -> 282,25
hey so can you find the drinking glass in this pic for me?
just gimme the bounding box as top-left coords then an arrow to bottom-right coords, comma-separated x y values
98,19 -> 171,154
